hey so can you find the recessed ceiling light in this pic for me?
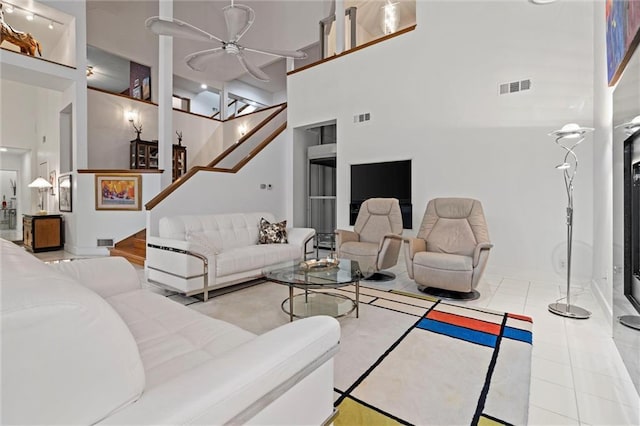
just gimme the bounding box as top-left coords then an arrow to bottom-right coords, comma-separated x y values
200,84 -> 207,89
26,13 -> 34,21
49,21 -> 54,29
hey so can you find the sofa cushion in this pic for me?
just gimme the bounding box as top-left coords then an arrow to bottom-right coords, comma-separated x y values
0,239 -> 145,426
216,244 -> 302,277
106,289 -> 256,390
259,217 -> 288,244
159,212 -> 275,251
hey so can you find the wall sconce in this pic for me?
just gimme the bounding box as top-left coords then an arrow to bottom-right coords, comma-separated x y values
381,1 -> 399,35
125,110 -> 137,123
239,124 -> 247,137
86,65 -> 94,77
28,177 -> 53,214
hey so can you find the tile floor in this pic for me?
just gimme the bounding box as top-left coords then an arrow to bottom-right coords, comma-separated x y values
31,247 -> 640,425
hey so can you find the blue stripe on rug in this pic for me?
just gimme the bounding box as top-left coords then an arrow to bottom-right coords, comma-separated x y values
417,318 -> 497,348
503,327 -> 532,344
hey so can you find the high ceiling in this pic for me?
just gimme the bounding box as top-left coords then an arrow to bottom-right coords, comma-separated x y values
87,0 -> 330,94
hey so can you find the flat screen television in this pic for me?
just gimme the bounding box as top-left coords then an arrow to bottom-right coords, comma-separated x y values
624,132 -> 640,315
350,160 -> 412,228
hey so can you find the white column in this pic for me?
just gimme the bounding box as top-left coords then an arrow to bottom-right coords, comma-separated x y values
286,57 -> 295,73
335,0 -> 345,54
158,0 -> 174,188
220,84 -> 230,120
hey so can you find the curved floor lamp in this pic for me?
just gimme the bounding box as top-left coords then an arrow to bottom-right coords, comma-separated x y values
548,123 -> 594,319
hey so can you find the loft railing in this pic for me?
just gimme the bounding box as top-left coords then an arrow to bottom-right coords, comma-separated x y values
145,103 -> 288,210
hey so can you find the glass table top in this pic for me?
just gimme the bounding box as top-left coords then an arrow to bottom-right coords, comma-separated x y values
263,258 -> 362,288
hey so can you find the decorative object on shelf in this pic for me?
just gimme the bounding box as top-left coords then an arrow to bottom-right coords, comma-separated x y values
606,0 -> 640,86
548,123 -> 594,319
58,174 -> 72,212
130,138 -> 159,170
28,177 -> 53,214
0,3 -> 42,57
95,174 -> 142,211
9,178 -> 16,196
145,0 -> 307,82
176,131 -> 183,146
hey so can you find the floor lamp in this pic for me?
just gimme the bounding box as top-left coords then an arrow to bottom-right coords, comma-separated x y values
548,123 -> 594,319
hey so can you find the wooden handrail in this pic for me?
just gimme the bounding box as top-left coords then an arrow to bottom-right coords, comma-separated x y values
77,169 -> 164,174
288,24 -> 417,77
145,119 -> 288,210
207,103 -> 287,168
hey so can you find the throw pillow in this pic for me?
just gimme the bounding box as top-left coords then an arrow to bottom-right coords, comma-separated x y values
185,231 -> 221,255
259,217 -> 288,244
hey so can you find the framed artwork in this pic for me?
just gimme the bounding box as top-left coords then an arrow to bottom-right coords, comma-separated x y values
142,76 -> 151,101
95,174 -> 142,211
607,0 -> 640,86
49,170 -> 56,196
58,174 -> 72,212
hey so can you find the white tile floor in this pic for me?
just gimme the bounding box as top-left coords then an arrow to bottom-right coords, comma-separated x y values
32,248 -> 640,425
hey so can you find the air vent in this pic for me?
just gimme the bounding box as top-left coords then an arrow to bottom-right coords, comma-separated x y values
353,113 -> 371,123
97,238 -> 114,247
498,79 -> 531,95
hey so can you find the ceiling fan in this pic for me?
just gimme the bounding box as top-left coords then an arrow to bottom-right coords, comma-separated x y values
145,0 -> 307,82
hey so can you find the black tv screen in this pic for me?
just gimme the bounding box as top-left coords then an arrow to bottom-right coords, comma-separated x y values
350,160 -> 411,203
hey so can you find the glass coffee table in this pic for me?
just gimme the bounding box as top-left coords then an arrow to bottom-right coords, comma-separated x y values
264,258 -> 362,322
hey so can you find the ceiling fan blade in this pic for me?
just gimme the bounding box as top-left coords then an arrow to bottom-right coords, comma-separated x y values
243,46 -> 307,60
237,52 -> 269,82
223,4 -> 255,42
145,17 -> 223,44
185,48 -> 225,72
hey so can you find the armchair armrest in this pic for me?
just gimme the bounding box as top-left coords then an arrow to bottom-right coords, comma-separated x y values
402,236 -> 427,261
472,242 -> 493,267
378,233 -> 404,251
335,229 -> 359,249
100,316 -> 340,425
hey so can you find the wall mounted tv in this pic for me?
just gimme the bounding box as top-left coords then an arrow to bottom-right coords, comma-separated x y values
350,160 -> 412,228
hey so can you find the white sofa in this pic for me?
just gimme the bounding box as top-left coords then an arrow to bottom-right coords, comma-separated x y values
146,212 -> 315,300
0,238 -> 340,425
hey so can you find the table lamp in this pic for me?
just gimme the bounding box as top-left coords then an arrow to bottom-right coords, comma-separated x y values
28,177 -> 53,214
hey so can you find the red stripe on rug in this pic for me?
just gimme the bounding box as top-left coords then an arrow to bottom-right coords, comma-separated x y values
427,310 -> 501,335
507,313 -> 533,323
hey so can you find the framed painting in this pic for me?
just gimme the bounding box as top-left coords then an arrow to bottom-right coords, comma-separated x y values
58,174 -> 72,212
607,0 -> 640,86
95,174 -> 142,211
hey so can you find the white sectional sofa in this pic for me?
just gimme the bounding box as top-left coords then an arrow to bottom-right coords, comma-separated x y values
146,212 -> 315,300
0,238 -> 340,425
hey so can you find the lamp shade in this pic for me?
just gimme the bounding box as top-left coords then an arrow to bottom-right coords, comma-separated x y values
549,123 -> 594,139
28,177 -> 53,189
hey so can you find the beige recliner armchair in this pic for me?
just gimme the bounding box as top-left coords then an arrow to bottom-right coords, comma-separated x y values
335,198 -> 403,281
404,198 -> 492,299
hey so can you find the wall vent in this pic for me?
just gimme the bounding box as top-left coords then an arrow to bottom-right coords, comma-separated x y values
499,79 -> 531,95
353,112 -> 371,123
97,238 -> 114,247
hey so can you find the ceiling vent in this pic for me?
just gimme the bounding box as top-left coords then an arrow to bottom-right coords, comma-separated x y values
499,79 -> 531,95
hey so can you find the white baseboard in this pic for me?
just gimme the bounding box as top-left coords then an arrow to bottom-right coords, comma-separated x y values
591,278 -> 613,328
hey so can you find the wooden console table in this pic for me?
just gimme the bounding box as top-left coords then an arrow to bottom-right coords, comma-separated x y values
23,214 -> 64,253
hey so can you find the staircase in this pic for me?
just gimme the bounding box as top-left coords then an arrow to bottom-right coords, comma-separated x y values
109,229 -> 146,266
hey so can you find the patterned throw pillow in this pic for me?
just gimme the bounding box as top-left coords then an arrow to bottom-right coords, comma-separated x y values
259,217 -> 288,244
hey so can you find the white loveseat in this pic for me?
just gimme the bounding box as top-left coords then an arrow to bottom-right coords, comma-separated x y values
0,238 -> 340,425
146,212 -> 315,300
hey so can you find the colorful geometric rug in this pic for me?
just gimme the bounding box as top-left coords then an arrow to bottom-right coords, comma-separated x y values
332,288 -> 533,426
186,283 -> 533,426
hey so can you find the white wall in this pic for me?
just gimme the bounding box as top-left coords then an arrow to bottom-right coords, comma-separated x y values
288,0 -> 595,283
147,131 -> 289,236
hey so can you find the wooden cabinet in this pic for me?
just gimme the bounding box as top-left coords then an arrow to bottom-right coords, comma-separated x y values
23,214 -> 63,253
172,144 -> 187,181
130,139 -> 187,181
130,138 -> 159,170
